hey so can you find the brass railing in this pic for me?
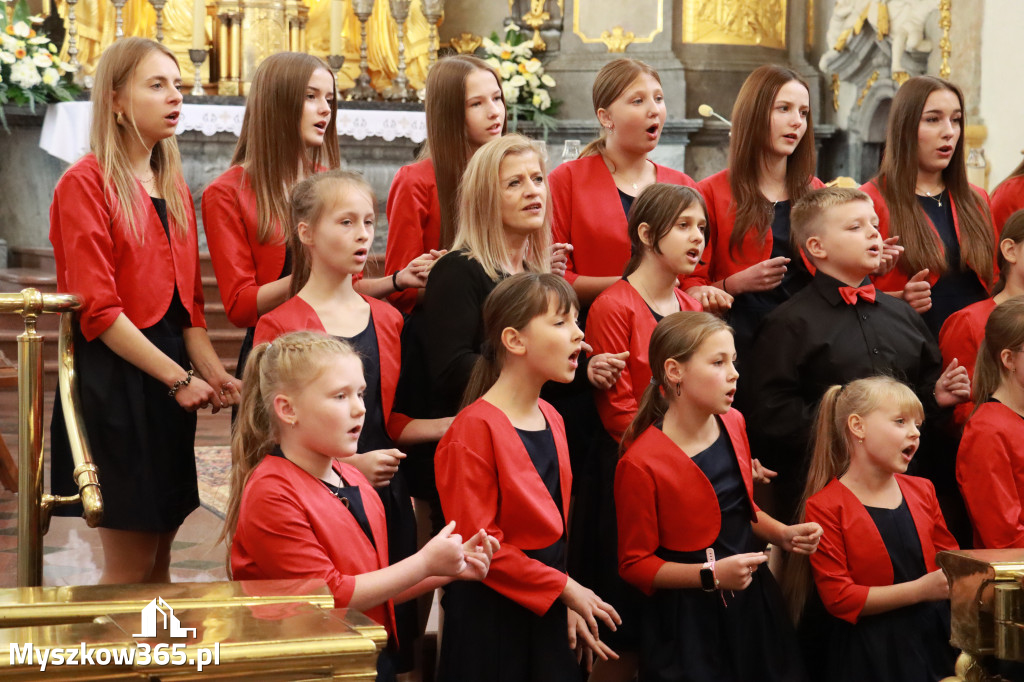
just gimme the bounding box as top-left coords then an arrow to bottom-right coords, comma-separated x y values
0,288 -> 102,587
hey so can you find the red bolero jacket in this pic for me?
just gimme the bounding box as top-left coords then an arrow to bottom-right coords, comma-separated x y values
805,475 -> 958,624
587,279 -> 701,441
253,294 -> 412,441
685,169 -> 824,290
938,297 -> 997,426
202,165 -> 288,329
435,399 -> 572,616
549,154 -> 697,283
230,454 -> 396,638
49,154 -> 206,341
860,179 -> 996,292
384,159 -> 441,314
990,175 -> 1024,233
957,401 -> 1024,549
615,410 -> 760,595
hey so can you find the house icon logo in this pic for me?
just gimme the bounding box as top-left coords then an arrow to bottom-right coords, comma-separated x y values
133,597 -> 196,639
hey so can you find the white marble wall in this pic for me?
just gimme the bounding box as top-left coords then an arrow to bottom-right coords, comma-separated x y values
980,0 -> 1024,186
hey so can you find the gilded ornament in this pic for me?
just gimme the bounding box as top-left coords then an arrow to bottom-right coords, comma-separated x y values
806,0 -> 814,48
573,0 -> 662,47
450,32 -> 482,54
831,73 -> 840,112
939,0 -> 951,78
834,27 -> 851,51
856,69 -> 879,108
892,70 -> 910,86
522,0 -> 550,51
682,0 -> 786,49
600,26 -> 634,53
876,2 -> 889,39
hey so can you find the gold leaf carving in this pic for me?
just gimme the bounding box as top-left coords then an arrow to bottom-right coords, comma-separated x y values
856,70 -> 879,108
683,0 -> 786,49
450,32 -> 482,54
832,73 -> 840,112
600,26 -> 635,53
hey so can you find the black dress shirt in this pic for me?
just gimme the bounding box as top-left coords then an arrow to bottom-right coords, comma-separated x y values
746,272 -> 944,518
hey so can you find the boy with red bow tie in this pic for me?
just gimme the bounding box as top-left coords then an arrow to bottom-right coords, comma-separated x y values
746,187 -> 970,524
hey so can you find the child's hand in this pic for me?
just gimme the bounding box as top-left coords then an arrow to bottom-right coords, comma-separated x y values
586,344 -> 629,390
550,242 -> 573,278
568,609 -> 619,671
456,528 -> 500,582
780,522 -> 823,555
752,458 -> 777,485
560,577 -> 621,653
686,285 -> 734,314
350,449 -> 406,488
914,568 -> 950,602
715,552 -> 769,590
421,520 -> 468,577
872,236 -> 903,277
902,269 -> 932,313
725,257 -> 789,295
397,249 -> 448,290
174,375 -> 219,413
934,358 -> 971,407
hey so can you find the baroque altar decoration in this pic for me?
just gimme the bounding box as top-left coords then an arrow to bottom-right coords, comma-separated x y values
1,0 -> 78,132
482,22 -> 558,136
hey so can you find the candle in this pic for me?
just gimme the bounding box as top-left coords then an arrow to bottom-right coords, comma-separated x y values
330,0 -> 344,55
192,0 -> 206,50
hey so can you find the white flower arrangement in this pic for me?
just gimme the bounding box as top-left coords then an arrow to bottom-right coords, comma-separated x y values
1,0 -> 78,131
481,23 -> 560,136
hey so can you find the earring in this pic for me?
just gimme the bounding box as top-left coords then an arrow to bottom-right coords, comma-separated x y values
675,382 -> 681,397
115,111 -> 125,125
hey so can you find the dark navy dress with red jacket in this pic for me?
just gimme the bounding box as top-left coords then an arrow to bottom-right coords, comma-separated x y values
49,155 -> 206,532
616,412 -> 805,682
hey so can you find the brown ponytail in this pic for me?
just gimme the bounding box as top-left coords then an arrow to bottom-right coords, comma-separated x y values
991,211 -> 1024,297
579,58 -> 662,160
620,311 -> 730,453
972,297 -> 1024,411
461,272 -> 578,408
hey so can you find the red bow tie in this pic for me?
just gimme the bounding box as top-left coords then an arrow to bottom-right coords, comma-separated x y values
838,284 -> 877,305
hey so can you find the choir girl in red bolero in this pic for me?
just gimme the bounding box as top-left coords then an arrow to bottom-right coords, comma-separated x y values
548,58 -> 701,307
435,273 -> 621,681
939,211 -> 1024,426
252,170 -> 454,672
48,38 -> 239,584
615,312 -> 821,682
991,158 -> 1024,232
784,376 -> 958,682
957,297 -> 1024,548
384,55 -> 506,313
202,53 -> 438,377
225,331 -> 497,682
860,76 -> 998,338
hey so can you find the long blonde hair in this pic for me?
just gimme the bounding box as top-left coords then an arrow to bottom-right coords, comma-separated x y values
620,312 -> 731,453
287,169 -> 377,295
972,297 -> 1024,410
231,52 -> 340,244
451,134 -> 552,281
89,37 -> 189,241
780,376 -> 924,623
220,331 -> 359,555
461,272 -> 578,407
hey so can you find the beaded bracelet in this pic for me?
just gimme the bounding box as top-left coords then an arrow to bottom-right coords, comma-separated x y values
392,270 -> 407,292
168,370 -> 194,397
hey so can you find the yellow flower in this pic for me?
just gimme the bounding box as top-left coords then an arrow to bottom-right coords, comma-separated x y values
501,50 -> 512,60
4,26 -> 14,35
15,48 -> 27,59
517,62 -> 527,74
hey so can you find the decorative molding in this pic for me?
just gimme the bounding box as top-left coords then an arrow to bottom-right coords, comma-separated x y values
600,26 -> 635,53
522,0 -> 551,51
682,0 -> 786,49
450,32 -> 482,54
939,0 -> 951,78
572,0 -> 662,48
832,73 -> 840,112
855,69 -> 879,108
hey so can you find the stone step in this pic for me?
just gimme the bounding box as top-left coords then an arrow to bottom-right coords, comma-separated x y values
10,246 -> 57,273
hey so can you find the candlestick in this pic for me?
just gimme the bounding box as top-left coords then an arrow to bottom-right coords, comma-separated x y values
327,54 -> 345,101
348,0 -> 376,100
65,0 -> 80,71
191,0 -> 206,49
111,0 -> 127,38
383,0 -> 415,101
189,48 -> 207,95
421,0 -> 443,70
148,0 -> 167,42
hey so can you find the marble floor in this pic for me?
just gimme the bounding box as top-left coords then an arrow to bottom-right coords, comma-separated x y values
0,389 -> 232,588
